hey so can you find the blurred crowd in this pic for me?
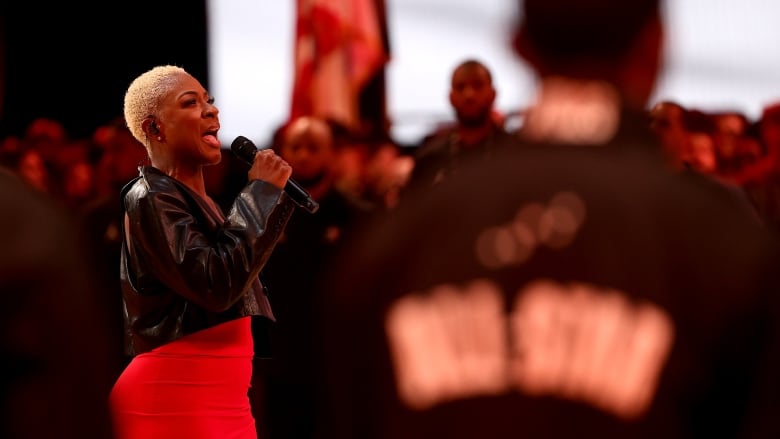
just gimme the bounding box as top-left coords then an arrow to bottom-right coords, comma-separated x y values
3,97 -> 780,233
0,116 -> 148,214
650,100 -> 780,230
0,115 -> 416,217
650,101 -> 780,185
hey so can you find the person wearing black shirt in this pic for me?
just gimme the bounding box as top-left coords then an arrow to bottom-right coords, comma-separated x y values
311,1 -> 780,438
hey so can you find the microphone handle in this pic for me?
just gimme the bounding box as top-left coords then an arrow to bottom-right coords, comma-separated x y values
284,178 -> 320,214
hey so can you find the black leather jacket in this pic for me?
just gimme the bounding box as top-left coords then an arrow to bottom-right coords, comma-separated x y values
119,166 -> 295,356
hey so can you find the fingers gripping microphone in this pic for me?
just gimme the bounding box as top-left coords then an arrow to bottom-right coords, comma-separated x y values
231,136 -> 319,214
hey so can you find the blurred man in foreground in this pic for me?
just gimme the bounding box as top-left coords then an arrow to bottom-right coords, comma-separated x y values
311,0 -> 780,438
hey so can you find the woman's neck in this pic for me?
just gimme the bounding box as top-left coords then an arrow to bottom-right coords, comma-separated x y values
154,160 -> 208,197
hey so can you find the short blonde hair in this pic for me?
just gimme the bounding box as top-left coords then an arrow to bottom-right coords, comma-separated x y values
123,65 -> 188,144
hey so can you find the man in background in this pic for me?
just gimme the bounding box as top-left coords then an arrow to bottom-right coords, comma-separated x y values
260,116 -> 374,439
404,59 -> 515,193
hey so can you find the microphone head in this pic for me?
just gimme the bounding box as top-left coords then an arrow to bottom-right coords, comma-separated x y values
231,136 -> 257,164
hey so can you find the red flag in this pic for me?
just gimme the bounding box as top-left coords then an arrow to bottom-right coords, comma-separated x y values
290,0 -> 388,131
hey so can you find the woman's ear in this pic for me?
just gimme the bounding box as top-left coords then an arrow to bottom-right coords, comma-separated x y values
142,118 -> 161,140
141,119 -> 154,137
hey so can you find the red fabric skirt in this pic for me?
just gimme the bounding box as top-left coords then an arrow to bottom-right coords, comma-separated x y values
110,317 -> 257,439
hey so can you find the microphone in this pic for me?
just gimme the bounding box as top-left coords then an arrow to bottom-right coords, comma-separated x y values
231,135 -> 320,214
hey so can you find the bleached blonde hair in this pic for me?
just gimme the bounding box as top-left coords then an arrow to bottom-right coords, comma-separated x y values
123,65 -> 188,145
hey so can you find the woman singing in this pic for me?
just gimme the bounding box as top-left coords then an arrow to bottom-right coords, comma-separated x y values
109,65 -> 295,439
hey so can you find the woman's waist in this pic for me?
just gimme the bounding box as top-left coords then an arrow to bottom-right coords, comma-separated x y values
138,316 -> 256,358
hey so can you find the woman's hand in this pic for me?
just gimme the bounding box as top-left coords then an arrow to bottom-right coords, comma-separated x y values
248,149 -> 292,190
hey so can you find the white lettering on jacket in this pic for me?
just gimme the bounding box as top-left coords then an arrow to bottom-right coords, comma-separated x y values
384,279 -> 674,420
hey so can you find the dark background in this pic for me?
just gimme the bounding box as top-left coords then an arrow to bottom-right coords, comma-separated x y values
0,1 -> 209,140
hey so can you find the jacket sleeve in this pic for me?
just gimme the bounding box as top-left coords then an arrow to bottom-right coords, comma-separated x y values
125,178 -> 295,312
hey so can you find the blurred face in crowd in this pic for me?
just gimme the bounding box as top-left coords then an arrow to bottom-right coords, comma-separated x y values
650,102 -> 687,151
760,105 -> 780,154
684,132 -> 718,175
280,117 -> 336,186
711,112 -> 747,161
449,62 -> 497,128
63,160 -> 96,200
17,149 -> 51,193
93,123 -> 148,188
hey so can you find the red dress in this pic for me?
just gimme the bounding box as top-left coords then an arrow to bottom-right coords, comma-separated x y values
110,316 -> 257,439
